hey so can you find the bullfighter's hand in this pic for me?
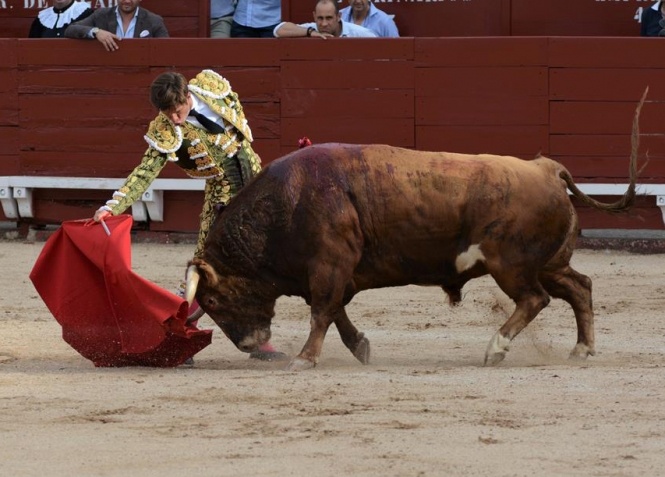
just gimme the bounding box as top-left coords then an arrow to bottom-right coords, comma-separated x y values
93,209 -> 111,223
95,29 -> 121,52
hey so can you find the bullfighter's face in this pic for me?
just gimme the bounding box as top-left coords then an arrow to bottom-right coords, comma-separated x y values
190,259 -> 275,353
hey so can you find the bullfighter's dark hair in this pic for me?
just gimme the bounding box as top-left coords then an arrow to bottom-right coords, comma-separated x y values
149,71 -> 189,112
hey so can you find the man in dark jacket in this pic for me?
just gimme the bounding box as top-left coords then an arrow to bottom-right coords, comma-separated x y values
65,0 -> 168,51
640,1 -> 665,37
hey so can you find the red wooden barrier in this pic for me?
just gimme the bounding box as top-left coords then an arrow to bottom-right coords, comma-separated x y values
0,37 -> 662,232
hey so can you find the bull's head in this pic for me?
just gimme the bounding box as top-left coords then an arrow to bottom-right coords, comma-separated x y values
186,258 -> 275,353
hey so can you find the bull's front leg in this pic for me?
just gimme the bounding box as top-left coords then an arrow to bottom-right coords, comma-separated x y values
286,309 -> 334,371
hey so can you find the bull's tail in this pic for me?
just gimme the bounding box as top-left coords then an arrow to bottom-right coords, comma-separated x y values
562,87 -> 648,213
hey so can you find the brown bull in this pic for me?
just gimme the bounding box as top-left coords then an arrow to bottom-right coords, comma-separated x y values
186,92 -> 645,371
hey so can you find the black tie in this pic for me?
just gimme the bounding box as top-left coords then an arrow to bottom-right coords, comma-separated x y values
189,109 -> 226,134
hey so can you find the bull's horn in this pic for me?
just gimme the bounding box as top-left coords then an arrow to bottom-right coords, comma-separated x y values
185,264 -> 200,305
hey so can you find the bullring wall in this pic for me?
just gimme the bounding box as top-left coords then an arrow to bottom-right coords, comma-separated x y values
0,37 -> 663,232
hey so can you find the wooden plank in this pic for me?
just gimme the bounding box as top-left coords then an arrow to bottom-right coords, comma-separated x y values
576,204 -> 661,230
0,19 -> 31,39
241,102 -> 280,139
281,60 -> 413,89
161,18 -> 199,38
18,152 -> 145,178
416,67 -> 547,98
549,38 -> 664,68
550,101 -> 665,134
0,68 -> 18,95
19,40 -> 151,66
201,67 -> 280,102
416,125 -> 549,157
141,0 -> 202,17
555,156 -> 665,181
417,96 -> 548,126
0,154 -> 20,176
279,39 -> 413,61
149,192 -> 203,233
31,188 -> 109,224
149,39 -> 281,67
19,94 -> 152,127
0,92 -> 18,126
550,68 -> 659,101
0,39 -> 17,67
415,38 -> 548,67
282,89 -> 413,118
252,139 -> 282,165
550,134 -> 665,157
511,0 -> 642,36
18,67 -> 150,93
20,127 -> 145,153
282,118 -> 414,148
0,126 -> 19,155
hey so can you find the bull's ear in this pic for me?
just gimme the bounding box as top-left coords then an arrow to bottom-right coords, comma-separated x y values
191,258 -> 220,287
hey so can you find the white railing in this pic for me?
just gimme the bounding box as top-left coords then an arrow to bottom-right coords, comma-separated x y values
1,176 -> 664,224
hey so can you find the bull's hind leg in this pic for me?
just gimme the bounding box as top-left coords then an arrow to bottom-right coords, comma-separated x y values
485,273 -> 551,366
334,309 -> 370,364
539,266 -> 595,360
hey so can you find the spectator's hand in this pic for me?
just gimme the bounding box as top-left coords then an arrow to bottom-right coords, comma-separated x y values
95,29 -> 121,52
311,30 -> 334,40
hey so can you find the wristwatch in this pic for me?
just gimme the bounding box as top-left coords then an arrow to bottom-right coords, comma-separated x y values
306,26 -> 315,37
91,27 -> 100,38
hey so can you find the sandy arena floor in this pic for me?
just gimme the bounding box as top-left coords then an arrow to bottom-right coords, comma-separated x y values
1,239 -> 664,477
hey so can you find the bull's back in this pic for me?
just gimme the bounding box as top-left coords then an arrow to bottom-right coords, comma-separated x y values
256,144 -> 576,288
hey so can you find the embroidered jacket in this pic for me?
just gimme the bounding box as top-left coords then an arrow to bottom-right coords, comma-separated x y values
100,70 -> 262,255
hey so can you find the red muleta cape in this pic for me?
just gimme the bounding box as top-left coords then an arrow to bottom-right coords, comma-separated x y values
29,215 -> 212,367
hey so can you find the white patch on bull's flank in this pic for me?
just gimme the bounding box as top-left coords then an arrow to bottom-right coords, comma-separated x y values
455,244 -> 486,273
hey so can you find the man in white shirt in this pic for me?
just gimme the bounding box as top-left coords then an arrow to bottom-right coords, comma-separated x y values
273,0 -> 376,38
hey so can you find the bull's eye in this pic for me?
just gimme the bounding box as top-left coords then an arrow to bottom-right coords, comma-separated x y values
205,296 -> 219,310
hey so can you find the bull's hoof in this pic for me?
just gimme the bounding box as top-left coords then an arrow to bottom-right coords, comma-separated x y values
285,356 -> 316,371
569,343 -> 594,360
249,350 -> 289,362
484,332 -> 510,366
353,334 -> 370,365
484,350 -> 506,366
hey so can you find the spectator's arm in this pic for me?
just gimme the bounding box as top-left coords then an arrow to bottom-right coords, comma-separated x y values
153,17 -> 170,37
64,13 -> 98,39
385,20 -> 399,38
274,21 -> 316,38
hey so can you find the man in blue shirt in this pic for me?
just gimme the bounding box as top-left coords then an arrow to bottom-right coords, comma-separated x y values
231,0 -> 281,38
339,0 -> 398,38
274,0 -> 376,38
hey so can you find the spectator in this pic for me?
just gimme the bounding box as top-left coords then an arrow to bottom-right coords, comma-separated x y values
230,0 -> 281,38
641,1 -> 665,36
64,0 -> 168,52
28,0 -> 93,38
91,69 -> 284,362
340,0 -> 398,38
274,0 -> 376,38
210,0 -> 235,38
